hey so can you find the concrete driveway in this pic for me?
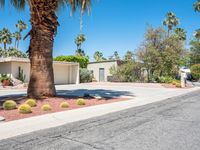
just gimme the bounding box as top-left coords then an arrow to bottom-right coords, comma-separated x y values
0,83 -> 197,100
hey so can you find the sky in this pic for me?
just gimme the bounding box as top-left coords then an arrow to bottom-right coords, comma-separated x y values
0,0 -> 199,61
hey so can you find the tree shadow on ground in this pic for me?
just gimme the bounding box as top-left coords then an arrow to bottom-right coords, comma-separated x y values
0,89 -> 135,107
57,89 -> 135,99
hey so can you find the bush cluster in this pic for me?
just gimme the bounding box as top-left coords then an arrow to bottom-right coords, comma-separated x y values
54,55 -> 89,68
191,64 -> 200,81
80,68 -> 93,83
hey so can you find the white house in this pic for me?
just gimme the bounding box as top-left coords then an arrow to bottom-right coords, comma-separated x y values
0,57 -> 79,85
87,60 -> 123,82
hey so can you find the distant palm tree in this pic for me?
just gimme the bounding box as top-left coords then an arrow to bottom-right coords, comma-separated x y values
0,0 -> 91,98
174,28 -> 186,41
94,51 -> 104,62
76,49 -> 85,57
194,29 -> 200,39
194,0 -> 200,12
75,34 -> 86,50
0,28 -> 12,50
124,51 -> 135,61
163,12 -> 179,35
113,51 -> 120,60
13,31 -> 22,48
16,20 -> 27,33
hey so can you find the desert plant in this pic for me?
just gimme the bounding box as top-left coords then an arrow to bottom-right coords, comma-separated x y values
25,99 -> 36,107
60,102 -> 69,108
76,98 -> 86,105
80,68 -> 93,83
175,83 -> 181,88
18,67 -> 26,83
18,104 -> 32,114
191,64 -> 200,81
41,104 -> 52,111
3,100 -> 17,110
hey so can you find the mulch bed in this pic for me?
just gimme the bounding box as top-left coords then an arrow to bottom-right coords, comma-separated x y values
0,97 -> 129,122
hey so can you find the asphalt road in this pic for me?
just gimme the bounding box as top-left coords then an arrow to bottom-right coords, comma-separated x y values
1,90 -> 200,150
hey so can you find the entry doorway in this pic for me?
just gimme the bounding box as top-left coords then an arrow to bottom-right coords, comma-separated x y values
99,68 -> 105,82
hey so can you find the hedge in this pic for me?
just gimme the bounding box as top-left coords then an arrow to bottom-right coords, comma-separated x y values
54,55 -> 89,68
191,64 -> 200,80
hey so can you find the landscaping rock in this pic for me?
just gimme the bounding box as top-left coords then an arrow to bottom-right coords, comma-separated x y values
0,116 -> 5,122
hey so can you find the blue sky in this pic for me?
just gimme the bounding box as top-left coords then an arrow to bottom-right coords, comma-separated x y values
0,0 -> 199,61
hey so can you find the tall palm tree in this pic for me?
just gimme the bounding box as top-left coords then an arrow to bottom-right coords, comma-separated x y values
75,34 -> 86,50
174,28 -> 186,41
194,0 -> 200,12
0,0 -> 91,98
0,28 -> 12,50
13,31 -> 22,48
16,20 -> 27,33
79,0 -> 90,33
94,51 -> 104,62
163,12 -> 179,36
194,29 -> 200,39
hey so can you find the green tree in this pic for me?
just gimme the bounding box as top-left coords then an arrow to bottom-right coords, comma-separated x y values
16,20 -> 27,33
75,34 -> 86,56
0,28 -> 12,50
163,12 -> 179,35
94,51 -> 104,62
174,28 -> 186,41
13,31 -> 21,48
194,0 -> 200,12
190,39 -> 200,65
0,0 -> 91,98
124,51 -> 135,61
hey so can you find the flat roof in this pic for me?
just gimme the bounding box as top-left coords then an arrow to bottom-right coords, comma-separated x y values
0,57 -> 79,66
88,60 -> 120,64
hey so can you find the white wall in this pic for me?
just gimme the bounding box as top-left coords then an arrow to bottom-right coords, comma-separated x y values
0,62 -> 12,76
0,61 -> 79,85
11,62 -> 30,82
87,61 -> 117,82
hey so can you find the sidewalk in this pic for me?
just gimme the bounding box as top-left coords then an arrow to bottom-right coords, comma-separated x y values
0,87 -> 199,140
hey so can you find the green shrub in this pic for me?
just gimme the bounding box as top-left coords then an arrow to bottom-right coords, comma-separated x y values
18,104 -> 32,114
25,99 -> 37,107
41,104 -> 52,111
157,76 -> 174,83
0,74 -> 12,83
76,98 -> 86,105
60,102 -> 69,108
191,64 -> 200,80
3,100 -> 17,110
175,83 -> 181,88
54,55 -> 89,68
80,68 -> 93,83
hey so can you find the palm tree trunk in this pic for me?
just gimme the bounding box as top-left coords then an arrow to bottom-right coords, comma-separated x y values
4,42 -> 6,50
17,40 -> 19,49
27,0 -> 59,98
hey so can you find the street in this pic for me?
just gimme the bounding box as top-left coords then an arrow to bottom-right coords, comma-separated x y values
0,90 -> 200,150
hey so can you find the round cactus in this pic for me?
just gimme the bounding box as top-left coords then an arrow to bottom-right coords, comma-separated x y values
18,104 -> 32,114
3,100 -> 17,110
41,104 -> 52,111
76,98 -> 86,105
25,99 -> 37,107
60,102 -> 69,108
